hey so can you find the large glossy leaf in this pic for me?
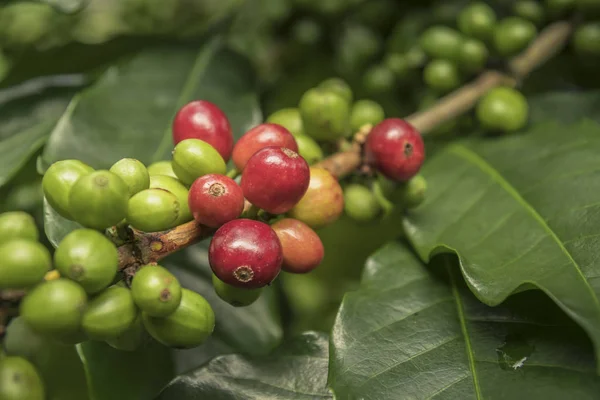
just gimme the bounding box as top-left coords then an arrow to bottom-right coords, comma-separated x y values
330,242 -> 600,399
40,37 -> 262,171
529,90 -> 600,124
158,331 -> 332,400
403,121 -> 600,371
43,197 -> 82,247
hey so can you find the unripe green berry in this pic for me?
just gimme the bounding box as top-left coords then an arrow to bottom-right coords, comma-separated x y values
69,170 -> 129,230
350,100 -> 385,132
400,174 -> 428,209
149,175 -> 192,224
383,53 -> 412,82
457,2 -> 497,41
0,239 -> 51,290
295,135 -> 324,165
343,184 -> 381,222
127,189 -> 180,232
420,26 -> 463,61
142,288 -> 215,349
476,87 -> 529,132
147,161 -> 177,178
0,211 -> 38,243
458,38 -> 489,73
20,278 -> 87,338
82,286 -> 138,340
363,64 -> 396,95
266,108 -> 305,136
494,17 -> 537,57
0,356 -> 45,400
318,78 -> 353,104
573,23 -> 600,57
42,159 -> 94,220
105,314 -> 145,351
513,0 -> 545,26
299,87 -> 351,141
131,265 -> 182,317
109,158 -> 150,197
54,229 -> 118,294
212,274 -> 262,307
424,60 -> 461,92
172,139 -> 227,185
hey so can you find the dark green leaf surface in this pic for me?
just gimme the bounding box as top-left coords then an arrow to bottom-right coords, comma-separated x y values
40,38 -> 261,170
158,332 -> 332,400
529,90 -> 600,124
330,242 -> 600,399
403,121 -> 600,371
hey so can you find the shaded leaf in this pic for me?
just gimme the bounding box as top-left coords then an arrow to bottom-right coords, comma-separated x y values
529,90 -> 600,124
43,197 -> 82,248
0,0 -> 88,12
330,242 -> 600,399
158,332 -> 332,400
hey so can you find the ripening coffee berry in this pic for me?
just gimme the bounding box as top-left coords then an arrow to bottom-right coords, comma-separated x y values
232,123 -> 299,171
42,159 -> 94,220
54,229 -> 118,294
105,314 -> 145,351
109,158 -> 150,197
459,38 -> 489,73
142,288 -> 215,349
20,278 -> 87,337
127,189 -> 180,232
350,100 -> 385,132
188,174 -> 244,227
0,357 -> 45,400
172,100 -> 234,162
318,77 -> 353,103
212,274 -> 263,307
147,161 -> 177,178
494,17 -> 537,57
299,87 -> 351,141
149,175 -> 192,224
295,135 -> 323,165
209,219 -> 283,288
82,286 -> 138,340
271,218 -> 324,274
513,0 -> 545,26
172,139 -> 227,185
365,119 -> 425,182
69,170 -> 129,230
288,167 -> 344,229
476,87 -> 529,132
0,239 -> 51,289
344,184 -> 382,222
401,174 -> 428,209
241,147 -> 310,214
266,108 -> 305,136
573,23 -> 600,57
0,211 -> 38,243
423,59 -> 461,92
457,2 -> 497,41
131,265 -> 182,317
420,26 -> 463,61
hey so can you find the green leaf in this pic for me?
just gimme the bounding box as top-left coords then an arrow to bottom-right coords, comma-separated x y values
330,242 -> 600,399
0,0 -> 88,13
43,197 -> 82,248
40,37 -> 262,171
77,339 -> 174,400
158,332 -> 333,399
403,120 -> 600,372
529,90 -> 600,124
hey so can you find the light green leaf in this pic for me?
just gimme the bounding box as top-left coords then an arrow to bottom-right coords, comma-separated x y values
43,197 -> 82,248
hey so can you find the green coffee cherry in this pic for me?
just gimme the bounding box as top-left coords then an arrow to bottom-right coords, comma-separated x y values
131,265 -> 182,317
545,0 -> 576,18
42,159 -> 94,220
0,3 -> 54,48
423,60 -> 461,93
266,108 -> 305,136
147,161 -> 177,178
299,87 -> 351,141
82,286 -> 138,340
343,184 -> 381,222
420,26 -> 463,61
371,177 -> 395,215
142,288 -> 215,349
105,314 -> 145,351
127,189 -> 180,232
400,175 -> 428,209
69,170 -> 129,230
457,2 -> 497,41
109,158 -> 150,197
350,100 -> 385,132
0,239 -> 51,290
20,278 -> 87,338
494,17 -> 537,57
0,211 -> 38,242
54,229 -> 118,294
149,175 -> 192,224
0,356 -> 45,400
573,23 -> 600,57
172,139 -> 227,185
212,274 -> 262,307
383,53 -> 412,83
295,135 -> 324,165
513,0 -> 545,26
458,39 -> 489,73
476,87 -> 529,132
363,64 -> 396,95
405,46 -> 426,68
318,78 -> 353,104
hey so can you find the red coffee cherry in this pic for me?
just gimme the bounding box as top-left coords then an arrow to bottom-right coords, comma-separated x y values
209,219 -> 283,288
241,147 -> 310,214
232,123 -> 298,172
365,118 -> 425,182
172,100 -> 234,162
188,174 -> 244,228
271,218 -> 324,274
